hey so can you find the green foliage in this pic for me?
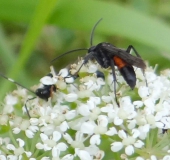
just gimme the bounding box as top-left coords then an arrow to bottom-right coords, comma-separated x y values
0,0 -> 170,101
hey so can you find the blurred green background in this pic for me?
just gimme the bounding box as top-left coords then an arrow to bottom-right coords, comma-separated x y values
0,0 -> 170,99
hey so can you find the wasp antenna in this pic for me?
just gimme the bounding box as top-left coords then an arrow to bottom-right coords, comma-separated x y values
0,72 -> 35,95
90,18 -> 103,47
51,48 -> 88,63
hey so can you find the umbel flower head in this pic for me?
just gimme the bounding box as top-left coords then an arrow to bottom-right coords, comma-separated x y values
0,59 -> 170,160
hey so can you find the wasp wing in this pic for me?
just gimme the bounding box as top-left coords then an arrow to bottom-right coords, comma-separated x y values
100,43 -> 146,69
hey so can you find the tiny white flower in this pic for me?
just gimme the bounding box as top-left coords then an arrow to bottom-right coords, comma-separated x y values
5,94 -> 18,105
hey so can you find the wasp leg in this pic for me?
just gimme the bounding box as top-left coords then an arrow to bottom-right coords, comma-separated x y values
25,97 -> 36,118
74,53 -> 94,75
126,45 -> 148,88
110,59 -> 119,107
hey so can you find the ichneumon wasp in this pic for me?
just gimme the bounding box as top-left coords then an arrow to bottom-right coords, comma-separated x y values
51,18 -> 147,106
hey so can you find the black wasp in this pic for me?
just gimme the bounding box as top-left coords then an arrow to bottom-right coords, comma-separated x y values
0,72 -> 56,118
51,18 -> 146,106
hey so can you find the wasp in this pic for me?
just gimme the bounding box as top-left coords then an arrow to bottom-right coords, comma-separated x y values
0,72 -> 56,118
52,18 -> 147,106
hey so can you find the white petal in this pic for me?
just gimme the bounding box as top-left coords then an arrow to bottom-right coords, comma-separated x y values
52,146 -> 59,157
142,124 -> 150,133
24,151 -> 32,157
63,133 -> 73,144
40,76 -> 56,85
62,154 -> 74,160
60,121 -> 69,132
65,110 -> 76,120
59,68 -> 69,77
84,80 -> 94,89
102,96 -> 112,103
98,115 -> 108,127
155,122 -> 164,128
0,155 -> 6,160
144,98 -> 155,110
36,143 -> 44,149
125,145 -> 134,155
40,124 -> 55,136
30,118 -> 39,125
150,155 -> 157,160
136,157 -> 145,160
133,101 -> 143,108
5,94 -> 18,105
29,126 -> 39,132
64,93 -> 78,102
6,144 -> 15,150
65,76 -> 75,83
138,86 -> 149,98
120,96 -> 132,107
100,104 -> 114,113
7,155 -> 18,160
163,155 -> 170,160
41,157 -> 50,160
78,104 -> 90,116
43,144 -> 52,151
25,130 -> 34,138
17,138 -> 24,147
105,127 -> 117,136
132,129 -> 140,138
76,149 -> 92,160
52,131 -> 62,142
89,97 -> 101,105
56,142 -> 68,151
118,130 -> 127,139
80,121 -> 95,134
87,64 -> 97,73
13,127 -> 21,134
90,134 -> 101,145
13,147 -> 24,156
134,140 -> 144,148
40,133 -> 48,142
114,116 -> 123,126
111,142 -> 123,152
146,71 -> 157,83
127,119 -> 136,129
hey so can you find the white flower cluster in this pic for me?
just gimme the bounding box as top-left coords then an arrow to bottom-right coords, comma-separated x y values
0,60 -> 170,160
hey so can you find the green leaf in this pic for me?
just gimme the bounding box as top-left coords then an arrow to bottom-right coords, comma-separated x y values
0,0 -> 58,100
0,0 -> 170,53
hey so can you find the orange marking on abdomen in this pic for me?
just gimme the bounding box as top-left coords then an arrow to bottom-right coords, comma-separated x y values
113,56 -> 127,69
